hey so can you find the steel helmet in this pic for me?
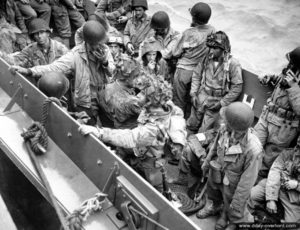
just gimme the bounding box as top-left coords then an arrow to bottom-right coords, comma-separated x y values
37,72 -> 69,98
206,31 -> 231,53
150,11 -> 170,30
89,11 -> 109,32
132,0 -> 148,10
114,54 -> 140,80
107,32 -> 124,46
286,47 -> 300,70
224,102 -> 254,131
28,18 -> 51,35
83,21 -> 107,45
141,37 -> 162,63
190,2 -> 211,24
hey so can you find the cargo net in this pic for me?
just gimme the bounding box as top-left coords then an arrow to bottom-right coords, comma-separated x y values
166,163 -> 206,216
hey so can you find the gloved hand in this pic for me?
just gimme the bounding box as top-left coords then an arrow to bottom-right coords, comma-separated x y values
78,125 -> 103,138
266,200 -> 277,214
209,101 -> 221,111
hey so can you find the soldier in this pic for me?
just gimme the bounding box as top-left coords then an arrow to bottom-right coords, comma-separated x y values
74,11 -> 118,46
96,0 -> 131,33
197,102 -> 263,230
248,135 -> 300,223
255,47 -> 300,179
0,18 -> 68,69
79,78 -> 187,191
10,21 -> 115,127
48,0 -> 85,48
148,11 -> 180,80
140,37 -> 169,80
187,31 -> 243,133
16,0 -> 51,25
107,31 -> 124,63
123,0 -> 153,57
172,2 -> 215,116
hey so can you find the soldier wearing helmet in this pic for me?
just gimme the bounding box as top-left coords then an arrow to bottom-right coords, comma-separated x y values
172,2 -> 215,117
197,102 -> 263,230
140,37 -> 169,80
187,31 -> 243,133
96,0 -> 132,33
11,20 -> 115,126
123,0 -> 154,57
74,11 -> 119,46
79,77 -> 187,191
255,46 -> 300,179
107,31 -> 124,62
2,18 -> 68,71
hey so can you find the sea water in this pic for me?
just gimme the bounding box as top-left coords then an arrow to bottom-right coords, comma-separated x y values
148,0 -> 300,76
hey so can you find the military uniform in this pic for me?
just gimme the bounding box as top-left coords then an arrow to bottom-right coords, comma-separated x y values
96,0 -> 131,33
248,148 -> 300,222
29,42 -> 114,126
255,73 -> 300,178
48,0 -> 85,43
172,24 -> 215,114
123,13 -> 154,56
100,101 -> 185,189
3,38 -> 68,68
187,56 -> 243,132
202,126 -> 263,223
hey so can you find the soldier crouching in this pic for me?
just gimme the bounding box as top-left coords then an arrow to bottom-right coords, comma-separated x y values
79,77 -> 187,191
196,102 -> 263,230
248,135 -> 300,223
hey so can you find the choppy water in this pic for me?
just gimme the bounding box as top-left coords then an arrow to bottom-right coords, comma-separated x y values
148,0 -> 300,76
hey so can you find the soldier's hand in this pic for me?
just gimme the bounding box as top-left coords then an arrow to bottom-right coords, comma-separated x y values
266,200 -> 277,214
284,179 -> 298,190
118,16 -> 128,23
9,65 -> 30,75
126,43 -> 134,55
285,70 -> 298,87
258,75 -> 271,85
78,125 -> 103,138
148,60 -> 156,70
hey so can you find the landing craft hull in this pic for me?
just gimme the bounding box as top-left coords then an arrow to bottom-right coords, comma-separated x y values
0,58 -> 200,230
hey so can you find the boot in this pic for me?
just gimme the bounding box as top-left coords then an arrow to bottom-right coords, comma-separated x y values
225,223 -> 236,230
167,171 -> 188,186
196,201 -> 222,219
215,210 -> 227,230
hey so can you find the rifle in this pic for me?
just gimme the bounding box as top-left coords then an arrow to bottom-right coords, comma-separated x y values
160,163 -> 173,201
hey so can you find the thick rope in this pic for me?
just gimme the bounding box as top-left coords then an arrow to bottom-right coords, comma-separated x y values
67,193 -> 107,230
21,97 -> 68,230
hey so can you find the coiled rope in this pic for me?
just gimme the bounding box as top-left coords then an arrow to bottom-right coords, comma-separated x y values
67,192 -> 108,230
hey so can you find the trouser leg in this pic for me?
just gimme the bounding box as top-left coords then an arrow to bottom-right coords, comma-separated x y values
16,2 -> 37,21
247,179 -> 267,214
67,8 -> 85,29
50,3 -> 72,38
172,68 -> 193,116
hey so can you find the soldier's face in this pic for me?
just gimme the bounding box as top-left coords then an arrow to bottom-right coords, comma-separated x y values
170,143 -> 183,159
108,43 -> 121,57
33,31 -> 50,45
155,28 -> 169,37
210,47 -> 223,60
134,7 -> 145,19
146,51 -> 157,62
